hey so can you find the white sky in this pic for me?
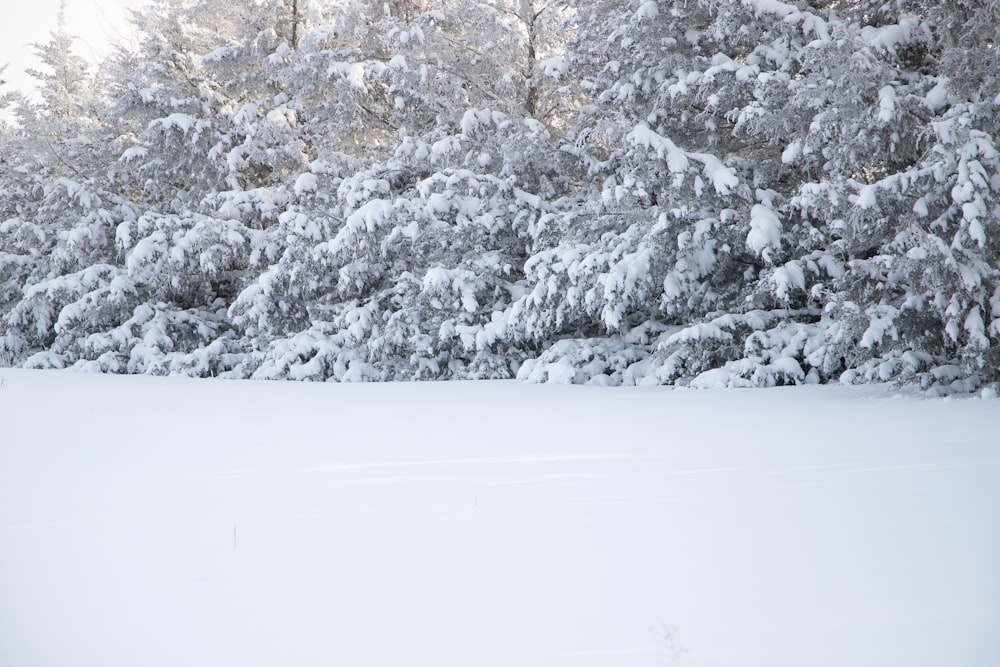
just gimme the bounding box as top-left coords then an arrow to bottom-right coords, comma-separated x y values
1,0 -> 141,96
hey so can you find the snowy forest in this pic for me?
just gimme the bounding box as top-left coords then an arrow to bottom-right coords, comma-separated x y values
1,0 -> 998,390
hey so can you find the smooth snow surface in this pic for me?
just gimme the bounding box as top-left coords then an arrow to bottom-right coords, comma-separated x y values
1,369 -> 999,667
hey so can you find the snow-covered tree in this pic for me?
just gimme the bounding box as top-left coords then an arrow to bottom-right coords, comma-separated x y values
231,107 -> 570,380
515,0 -> 999,390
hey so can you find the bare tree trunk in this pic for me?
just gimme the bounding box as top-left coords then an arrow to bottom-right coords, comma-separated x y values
291,0 -> 300,49
386,0 -> 425,22
522,0 -> 543,118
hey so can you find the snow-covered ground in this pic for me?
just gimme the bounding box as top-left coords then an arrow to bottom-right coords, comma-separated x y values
1,369 -> 998,667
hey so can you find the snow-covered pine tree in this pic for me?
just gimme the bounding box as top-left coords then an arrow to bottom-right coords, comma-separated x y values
814,0 -> 1000,390
0,3 -> 126,367
231,107 -> 571,381
517,0 -> 999,390
376,0 -> 574,127
2,0 -> 279,373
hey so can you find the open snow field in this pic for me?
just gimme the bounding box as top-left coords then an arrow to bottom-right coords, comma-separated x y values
1,369 -> 998,667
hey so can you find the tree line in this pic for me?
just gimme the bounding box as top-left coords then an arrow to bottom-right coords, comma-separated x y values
1,0 -> 998,392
